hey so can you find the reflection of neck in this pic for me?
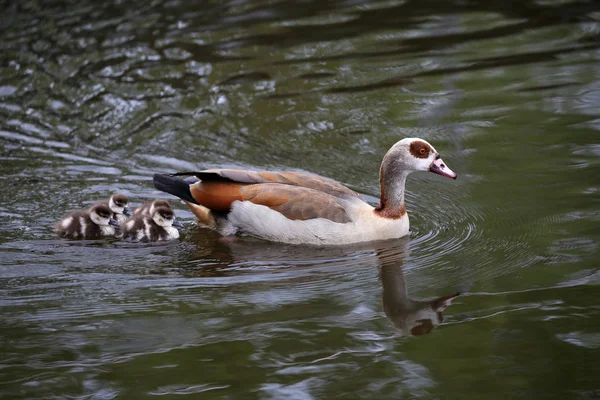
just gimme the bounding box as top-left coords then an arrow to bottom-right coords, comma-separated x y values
380,261 -> 459,336
380,263 -> 409,310
375,168 -> 408,219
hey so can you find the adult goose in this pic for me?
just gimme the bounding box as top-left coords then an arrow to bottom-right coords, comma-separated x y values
153,138 -> 456,245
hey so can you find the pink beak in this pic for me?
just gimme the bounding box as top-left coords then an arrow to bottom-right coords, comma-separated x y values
429,157 -> 457,179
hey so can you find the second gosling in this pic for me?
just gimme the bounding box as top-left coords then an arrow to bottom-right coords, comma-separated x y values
121,206 -> 183,242
95,193 -> 132,223
133,199 -> 172,216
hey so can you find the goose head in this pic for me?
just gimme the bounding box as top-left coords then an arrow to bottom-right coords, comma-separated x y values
376,138 -> 456,218
152,207 -> 184,228
382,138 -> 456,179
90,204 -> 120,227
109,193 -> 132,216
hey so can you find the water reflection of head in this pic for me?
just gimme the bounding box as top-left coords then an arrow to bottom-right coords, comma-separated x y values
378,242 -> 459,337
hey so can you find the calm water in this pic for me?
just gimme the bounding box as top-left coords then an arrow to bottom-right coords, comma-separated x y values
1,0 -> 599,398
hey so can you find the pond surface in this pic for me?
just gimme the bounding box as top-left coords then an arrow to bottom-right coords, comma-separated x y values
1,0 -> 600,398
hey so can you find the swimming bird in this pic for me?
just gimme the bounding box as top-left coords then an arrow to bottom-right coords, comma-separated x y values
133,199 -> 172,216
54,204 -> 120,239
121,206 -> 183,242
153,137 -> 457,245
95,193 -> 132,223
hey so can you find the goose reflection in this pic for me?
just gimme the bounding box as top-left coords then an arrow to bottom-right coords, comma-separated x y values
179,231 -> 458,336
380,261 -> 459,337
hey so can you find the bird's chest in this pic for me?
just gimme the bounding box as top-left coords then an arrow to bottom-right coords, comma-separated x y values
353,211 -> 410,241
99,226 -> 116,236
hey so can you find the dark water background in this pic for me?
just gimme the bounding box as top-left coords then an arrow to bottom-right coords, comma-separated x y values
1,0 -> 599,398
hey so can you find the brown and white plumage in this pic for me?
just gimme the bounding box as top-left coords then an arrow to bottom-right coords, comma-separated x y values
133,199 -> 172,216
121,206 -> 183,242
54,204 -> 120,239
95,193 -> 132,223
153,137 -> 457,245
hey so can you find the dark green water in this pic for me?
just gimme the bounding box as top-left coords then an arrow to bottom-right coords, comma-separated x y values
1,0 -> 599,398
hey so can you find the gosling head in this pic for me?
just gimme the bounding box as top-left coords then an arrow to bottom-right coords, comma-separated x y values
109,193 -> 132,216
149,199 -> 172,216
90,204 -> 120,227
151,207 -> 183,228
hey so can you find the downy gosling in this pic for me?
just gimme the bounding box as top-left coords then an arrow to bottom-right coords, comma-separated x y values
121,206 -> 183,242
55,204 -> 120,239
96,193 -> 132,223
133,199 -> 172,216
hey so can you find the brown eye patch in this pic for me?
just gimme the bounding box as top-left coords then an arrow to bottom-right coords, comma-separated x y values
94,205 -> 112,217
112,194 -> 129,204
409,140 -> 432,159
157,209 -> 174,219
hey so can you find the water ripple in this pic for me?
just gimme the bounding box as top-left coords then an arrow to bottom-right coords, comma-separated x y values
1,0 -> 600,398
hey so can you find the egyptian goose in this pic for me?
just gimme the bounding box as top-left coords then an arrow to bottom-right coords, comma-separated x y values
153,138 -> 456,245
121,206 -> 183,242
133,199 -> 172,216
55,204 -> 120,239
95,194 -> 132,224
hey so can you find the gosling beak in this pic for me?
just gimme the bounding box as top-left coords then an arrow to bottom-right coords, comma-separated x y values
172,219 -> 184,228
123,207 -> 133,216
109,218 -> 120,227
429,157 -> 457,179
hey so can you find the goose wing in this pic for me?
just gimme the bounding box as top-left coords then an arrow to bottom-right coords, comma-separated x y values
188,181 -> 352,223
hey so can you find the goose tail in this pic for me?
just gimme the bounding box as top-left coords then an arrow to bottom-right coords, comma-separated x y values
153,174 -> 198,204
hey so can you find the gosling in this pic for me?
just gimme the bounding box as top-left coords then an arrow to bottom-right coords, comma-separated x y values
55,204 -> 120,239
95,193 -> 132,223
133,199 -> 172,216
121,206 -> 183,242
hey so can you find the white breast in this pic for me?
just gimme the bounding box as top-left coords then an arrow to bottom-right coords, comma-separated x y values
227,200 -> 409,245
162,226 -> 180,240
100,226 -> 116,236
61,217 -> 73,229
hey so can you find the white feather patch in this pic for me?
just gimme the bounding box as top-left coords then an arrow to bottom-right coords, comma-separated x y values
61,217 -> 73,229
79,217 -> 87,237
100,226 -> 115,236
163,227 -> 180,240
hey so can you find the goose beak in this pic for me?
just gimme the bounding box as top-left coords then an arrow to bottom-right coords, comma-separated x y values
429,157 -> 457,179
172,219 -> 184,228
109,218 -> 120,227
123,207 -> 133,216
